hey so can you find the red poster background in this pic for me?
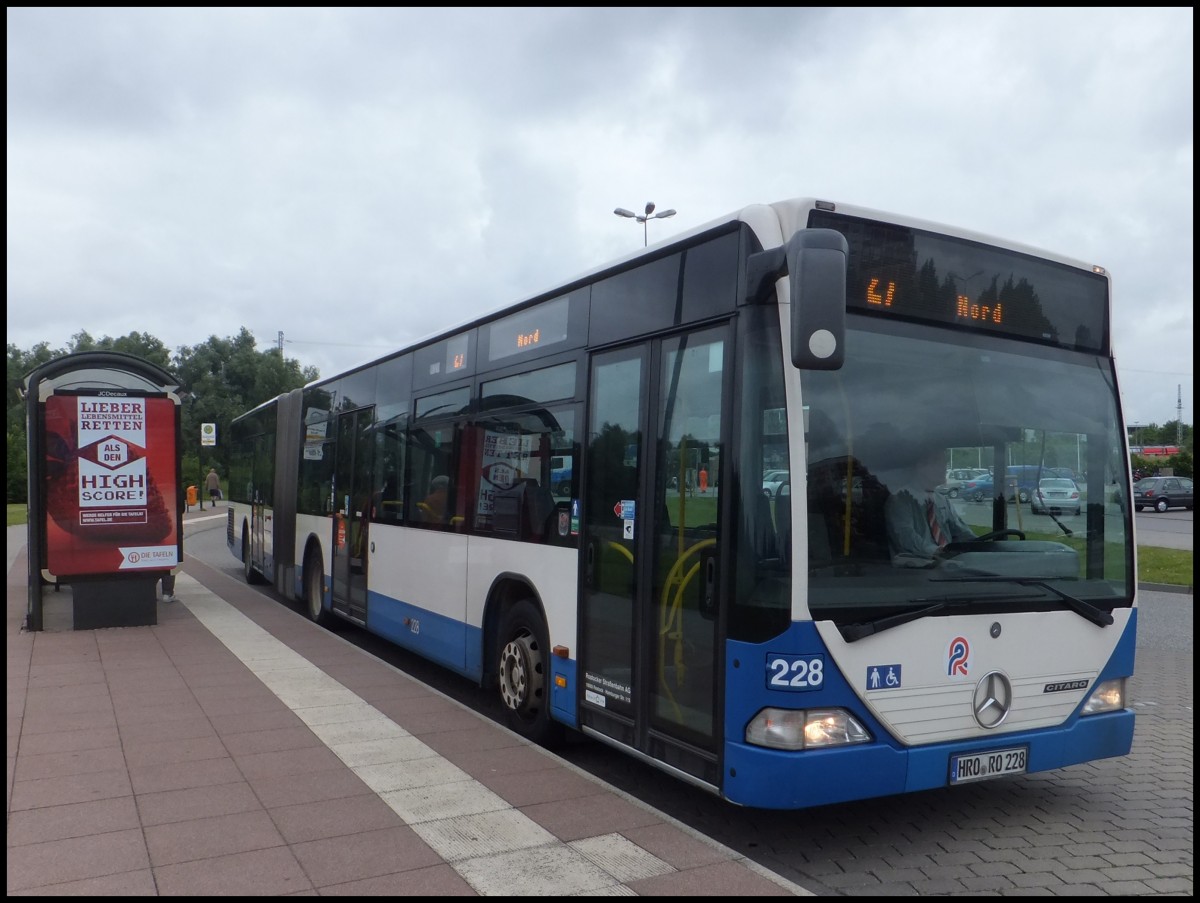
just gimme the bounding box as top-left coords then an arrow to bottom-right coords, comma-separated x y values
44,394 -> 180,578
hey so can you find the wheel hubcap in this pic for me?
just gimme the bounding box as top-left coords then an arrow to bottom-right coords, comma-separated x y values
499,631 -> 541,714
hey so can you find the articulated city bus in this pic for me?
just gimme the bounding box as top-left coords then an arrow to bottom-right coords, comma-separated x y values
228,198 -> 1136,809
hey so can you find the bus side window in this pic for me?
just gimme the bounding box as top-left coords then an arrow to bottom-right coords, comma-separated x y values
407,424 -> 460,529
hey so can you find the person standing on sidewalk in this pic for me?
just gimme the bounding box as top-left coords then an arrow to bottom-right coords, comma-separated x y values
205,467 -> 222,504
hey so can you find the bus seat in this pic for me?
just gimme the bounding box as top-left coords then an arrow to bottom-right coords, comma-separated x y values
753,488 -> 778,561
774,482 -> 792,566
526,479 -> 556,539
807,476 -> 841,567
494,479 -> 556,541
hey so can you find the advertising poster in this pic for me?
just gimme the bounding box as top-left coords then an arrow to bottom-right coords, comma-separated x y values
43,393 -> 180,578
304,407 -> 329,460
476,430 -> 535,522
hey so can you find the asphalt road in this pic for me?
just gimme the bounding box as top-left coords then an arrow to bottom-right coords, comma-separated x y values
950,497 -> 1193,553
1133,508 -> 1193,552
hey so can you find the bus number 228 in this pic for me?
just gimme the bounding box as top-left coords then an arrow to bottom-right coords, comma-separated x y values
767,654 -> 825,691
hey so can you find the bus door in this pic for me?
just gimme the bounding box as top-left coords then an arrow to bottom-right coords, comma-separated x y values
580,325 -> 730,788
331,406 -> 374,623
249,434 -> 272,577
251,490 -> 266,573
247,434 -> 268,573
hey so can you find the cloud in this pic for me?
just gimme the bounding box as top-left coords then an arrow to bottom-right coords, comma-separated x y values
6,7 -> 1192,424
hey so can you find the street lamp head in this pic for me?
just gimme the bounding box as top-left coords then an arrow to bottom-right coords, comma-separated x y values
615,201 -> 677,247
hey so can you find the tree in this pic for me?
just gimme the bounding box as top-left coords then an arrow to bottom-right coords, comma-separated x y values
174,328 -> 317,479
7,342 -> 64,503
65,330 -> 173,369
1129,420 -> 1193,452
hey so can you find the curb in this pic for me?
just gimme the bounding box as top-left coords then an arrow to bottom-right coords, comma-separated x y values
1139,582 -> 1192,595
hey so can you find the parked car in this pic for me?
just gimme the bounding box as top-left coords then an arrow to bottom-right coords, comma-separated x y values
941,468 -> 990,498
1031,477 -> 1081,516
1132,476 -> 1194,512
962,472 -> 995,502
762,469 -> 790,496
1003,465 -> 1076,503
550,455 -> 573,496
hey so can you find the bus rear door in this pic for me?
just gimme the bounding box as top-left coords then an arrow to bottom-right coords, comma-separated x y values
330,406 -> 374,623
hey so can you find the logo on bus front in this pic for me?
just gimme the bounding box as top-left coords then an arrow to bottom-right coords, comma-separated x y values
947,636 -> 970,677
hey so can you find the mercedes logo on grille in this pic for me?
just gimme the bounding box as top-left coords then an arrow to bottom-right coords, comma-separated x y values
972,671 -> 1013,729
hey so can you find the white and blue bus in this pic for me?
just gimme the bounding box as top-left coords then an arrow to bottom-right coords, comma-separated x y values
228,198 -> 1135,809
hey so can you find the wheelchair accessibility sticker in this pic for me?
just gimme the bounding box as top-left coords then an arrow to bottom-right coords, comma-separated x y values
867,664 -> 902,690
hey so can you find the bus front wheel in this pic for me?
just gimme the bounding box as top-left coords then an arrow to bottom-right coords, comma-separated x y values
497,599 -> 562,746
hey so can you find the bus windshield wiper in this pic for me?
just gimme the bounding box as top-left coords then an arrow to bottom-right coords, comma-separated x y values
1044,508 -> 1074,537
933,576 -> 1113,627
840,589 -> 1052,642
842,602 -> 946,642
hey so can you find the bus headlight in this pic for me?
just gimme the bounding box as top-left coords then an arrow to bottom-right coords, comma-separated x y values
1080,678 -> 1127,715
745,707 -> 871,750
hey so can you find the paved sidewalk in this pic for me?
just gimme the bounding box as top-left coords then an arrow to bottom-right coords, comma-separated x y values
6,529 -> 810,896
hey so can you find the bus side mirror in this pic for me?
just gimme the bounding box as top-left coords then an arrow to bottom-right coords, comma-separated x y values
746,228 -> 848,371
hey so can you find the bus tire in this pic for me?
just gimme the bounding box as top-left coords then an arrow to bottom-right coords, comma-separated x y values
304,549 -> 333,627
497,599 -> 562,746
242,532 -> 264,585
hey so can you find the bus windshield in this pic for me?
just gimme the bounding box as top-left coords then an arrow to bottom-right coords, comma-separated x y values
801,321 -> 1132,626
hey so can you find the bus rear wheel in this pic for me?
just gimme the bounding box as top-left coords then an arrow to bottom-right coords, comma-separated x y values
242,533 -> 264,585
304,550 -> 332,626
497,599 -> 562,746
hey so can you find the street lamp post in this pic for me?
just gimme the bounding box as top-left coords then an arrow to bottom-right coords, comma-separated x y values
614,201 -> 676,246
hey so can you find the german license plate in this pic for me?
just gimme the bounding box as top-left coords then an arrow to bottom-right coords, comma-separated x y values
950,746 -> 1027,784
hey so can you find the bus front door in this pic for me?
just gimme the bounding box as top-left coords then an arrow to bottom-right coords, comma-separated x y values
580,326 -> 729,790
330,406 -> 374,623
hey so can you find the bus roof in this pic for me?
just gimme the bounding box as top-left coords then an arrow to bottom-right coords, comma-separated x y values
297,196 -> 1110,393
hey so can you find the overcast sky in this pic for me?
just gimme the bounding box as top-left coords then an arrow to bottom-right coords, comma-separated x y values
7,7 -> 1193,428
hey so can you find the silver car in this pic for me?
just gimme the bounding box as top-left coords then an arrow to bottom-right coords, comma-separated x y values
941,468 -> 990,498
1031,477 -> 1081,516
762,469 -> 790,496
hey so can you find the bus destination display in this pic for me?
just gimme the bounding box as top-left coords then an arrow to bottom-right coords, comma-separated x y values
810,210 -> 1108,353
